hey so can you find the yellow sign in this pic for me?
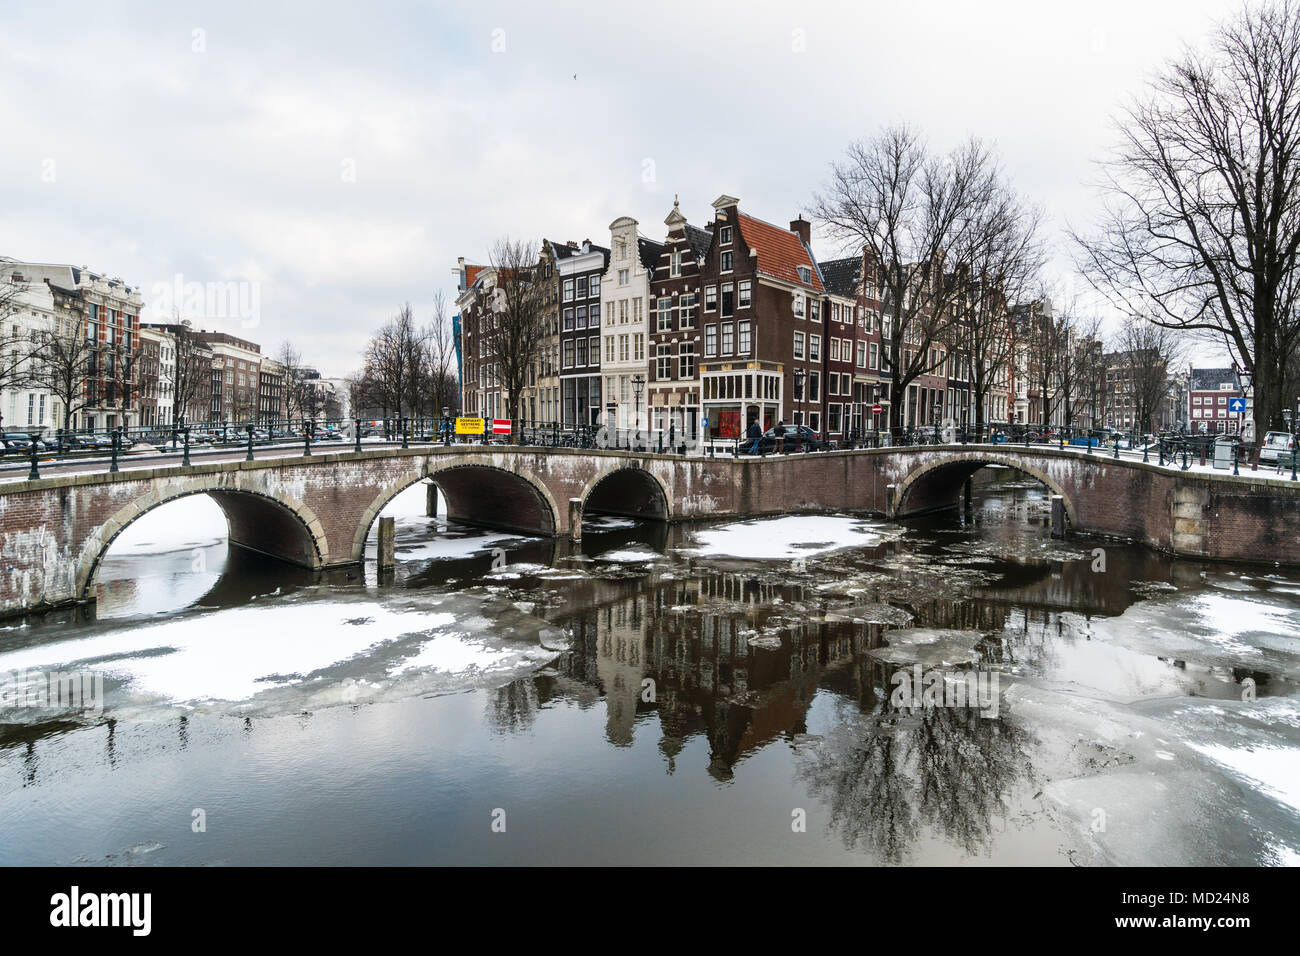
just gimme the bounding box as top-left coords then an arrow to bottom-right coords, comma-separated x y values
455,417 -> 485,435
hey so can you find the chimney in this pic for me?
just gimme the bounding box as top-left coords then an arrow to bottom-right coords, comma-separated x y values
790,216 -> 811,246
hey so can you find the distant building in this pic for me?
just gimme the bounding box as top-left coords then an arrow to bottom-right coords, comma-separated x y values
1188,365 -> 1246,434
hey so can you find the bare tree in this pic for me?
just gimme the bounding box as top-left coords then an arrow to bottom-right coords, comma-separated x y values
947,182 -> 1046,431
274,340 -> 310,421
424,290 -> 458,416
173,321 -> 212,426
1112,316 -> 1185,433
1073,1 -> 1300,440
481,238 -> 544,436
29,302 -> 96,435
812,126 -> 999,433
362,304 -> 424,421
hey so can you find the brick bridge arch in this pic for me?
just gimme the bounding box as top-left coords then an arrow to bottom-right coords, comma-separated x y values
350,459 -> 562,562
579,464 -> 672,521
891,450 -> 1079,525
76,477 -> 329,601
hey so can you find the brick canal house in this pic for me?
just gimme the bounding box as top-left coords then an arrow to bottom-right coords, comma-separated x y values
599,217 -> 662,433
651,195 -> 837,442
647,198 -> 711,440
555,239 -> 610,427
1187,365 -> 1246,435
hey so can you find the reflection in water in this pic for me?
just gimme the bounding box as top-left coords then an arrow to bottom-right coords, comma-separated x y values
3,472 -> 1299,865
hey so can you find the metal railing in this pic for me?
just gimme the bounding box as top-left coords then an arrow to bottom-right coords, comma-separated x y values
6,415 -> 1292,481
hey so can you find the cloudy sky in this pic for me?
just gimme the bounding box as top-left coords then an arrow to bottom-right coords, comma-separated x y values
2,0 -> 1243,376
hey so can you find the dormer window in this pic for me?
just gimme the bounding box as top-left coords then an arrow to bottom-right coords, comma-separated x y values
719,226 -> 732,245
798,266 -> 812,284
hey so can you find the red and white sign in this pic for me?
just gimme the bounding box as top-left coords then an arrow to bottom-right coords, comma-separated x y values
872,404 -> 883,415
492,419 -> 512,434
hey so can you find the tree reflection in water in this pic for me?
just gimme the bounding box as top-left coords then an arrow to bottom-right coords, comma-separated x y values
798,697 -> 1035,863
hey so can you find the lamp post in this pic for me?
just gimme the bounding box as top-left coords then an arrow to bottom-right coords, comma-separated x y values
632,375 -> 645,450
442,406 -> 451,447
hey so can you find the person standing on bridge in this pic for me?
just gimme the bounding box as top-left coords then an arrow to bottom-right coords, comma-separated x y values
745,419 -> 763,455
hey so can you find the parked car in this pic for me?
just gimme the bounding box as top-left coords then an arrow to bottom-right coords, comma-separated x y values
1259,430 -> 1297,464
746,424 -> 829,454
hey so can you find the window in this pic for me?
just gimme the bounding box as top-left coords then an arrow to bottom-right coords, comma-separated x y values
619,334 -> 629,362
618,269 -> 629,285
869,342 -> 879,369
590,336 -> 599,365
857,341 -> 867,368
722,322 -> 734,354
563,340 -> 575,368
1193,396 -> 1202,405
576,338 -> 588,366
563,279 -> 574,302
605,336 -> 615,363
619,299 -> 628,323
577,276 -> 587,298
719,283 -> 735,318
810,300 -> 820,322
634,333 -> 644,361
576,305 -> 587,329
737,280 -> 752,309
829,374 -> 839,396
793,293 -> 805,318
830,338 -> 841,362
705,325 -> 717,356
591,303 -> 600,325
633,297 -> 642,322
721,251 -> 733,272
793,331 -> 805,360
671,252 -> 682,277
797,266 -> 811,284
657,297 -> 673,332
738,320 -> 751,354
656,344 -> 672,379
705,286 -> 717,311
808,371 -> 820,403
719,225 -> 732,244
679,294 -> 696,328
679,342 -> 696,379
809,335 -> 821,362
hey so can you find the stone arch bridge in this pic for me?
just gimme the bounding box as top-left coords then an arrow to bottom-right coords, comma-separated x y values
3,444 -> 1300,617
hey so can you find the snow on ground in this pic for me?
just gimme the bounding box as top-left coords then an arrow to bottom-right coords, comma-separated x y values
595,546 -> 664,563
681,514 -> 888,560
0,602 -> 449,705
105,494 -> 228,556
1187,742 -> 1300,815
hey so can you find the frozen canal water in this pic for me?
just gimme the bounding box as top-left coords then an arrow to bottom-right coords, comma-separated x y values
0,472 -> 1297,865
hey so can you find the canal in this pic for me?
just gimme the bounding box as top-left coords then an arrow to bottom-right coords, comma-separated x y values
1,468 -> 1297,865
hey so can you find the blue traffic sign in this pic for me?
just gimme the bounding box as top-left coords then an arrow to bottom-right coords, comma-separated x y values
700,418 -> 709,427
1229,397 -> 1247,413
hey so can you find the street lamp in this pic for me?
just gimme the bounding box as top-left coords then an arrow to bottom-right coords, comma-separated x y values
794,368 -> 806,402
632,374 -> 645,450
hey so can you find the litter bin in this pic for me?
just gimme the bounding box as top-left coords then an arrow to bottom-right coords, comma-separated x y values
1213,435 -> 1236,470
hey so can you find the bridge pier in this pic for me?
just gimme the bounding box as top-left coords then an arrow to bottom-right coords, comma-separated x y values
1050,495 -> 1065,538
426,481 -> 439,518
377,516 -> 396,570
569,498 -> 583,542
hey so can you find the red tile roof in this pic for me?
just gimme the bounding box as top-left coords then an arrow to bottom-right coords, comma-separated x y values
737,214 -> 823,292
464,264 -> 486,287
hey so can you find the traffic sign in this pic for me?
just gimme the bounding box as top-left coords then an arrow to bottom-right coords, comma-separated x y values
492,419 -> 512,434
872,403 -> 883,414
700,417 -> 709,428
455,417 -> 485,435
1229,397 -> 1247,413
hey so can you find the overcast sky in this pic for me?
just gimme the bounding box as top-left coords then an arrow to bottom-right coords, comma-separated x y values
2,0 -> 1245,376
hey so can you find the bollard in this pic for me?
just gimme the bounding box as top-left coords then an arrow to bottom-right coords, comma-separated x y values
1050,495 -> 1065,539
110,430 -> 120,473
354,418 -> 362,454
246,425 -> 255,462
27,440 -> 39,481
568,497 -> 583,542
377,515 -> 396,570
182,428 -> 192,467
401,417 -> 409,450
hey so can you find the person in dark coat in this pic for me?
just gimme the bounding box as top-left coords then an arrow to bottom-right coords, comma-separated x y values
745,419 -> 763,454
